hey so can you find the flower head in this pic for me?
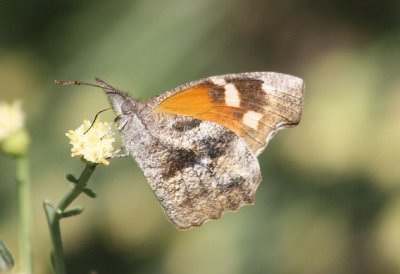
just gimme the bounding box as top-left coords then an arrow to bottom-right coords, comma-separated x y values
0,101 -> 29,156
66,120 -> 115,165
0,101 -> 25,141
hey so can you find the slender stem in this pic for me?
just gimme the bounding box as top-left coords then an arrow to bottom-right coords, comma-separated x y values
43,202 -> 65,274
43,163 -> 97,274
57,164 -> 97,211
16,155 -> 32,274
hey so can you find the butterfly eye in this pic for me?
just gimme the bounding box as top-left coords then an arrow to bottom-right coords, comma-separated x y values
121,100 -> 134,114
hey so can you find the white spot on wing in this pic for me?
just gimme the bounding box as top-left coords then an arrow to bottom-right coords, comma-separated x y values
212,78 -> 227,86
262,82 -> 277,93
224,84 -> 240,107
243,111 -> 263,129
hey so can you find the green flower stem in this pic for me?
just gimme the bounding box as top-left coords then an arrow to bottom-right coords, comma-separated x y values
16,155 -> 32,274
44,163 -> 97,274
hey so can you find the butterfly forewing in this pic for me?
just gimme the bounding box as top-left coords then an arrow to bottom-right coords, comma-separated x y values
155,72 -> 304,155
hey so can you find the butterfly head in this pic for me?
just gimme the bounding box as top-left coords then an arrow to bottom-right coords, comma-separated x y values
92,79 -> 144,138
90,78 -> 137,116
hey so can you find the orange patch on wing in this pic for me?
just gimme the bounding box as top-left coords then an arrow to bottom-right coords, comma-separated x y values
197,109 -> 266,153
155,86 -> 269,154
155,86 -> 212,115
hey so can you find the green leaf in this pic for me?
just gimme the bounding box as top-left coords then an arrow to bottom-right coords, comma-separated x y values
0,240 -> 14,271
62,208 -> 84,218
66,174 -> 78,183
83,188 -> 97,198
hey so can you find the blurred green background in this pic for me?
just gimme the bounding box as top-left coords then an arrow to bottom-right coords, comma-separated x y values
1,0 -> 400,273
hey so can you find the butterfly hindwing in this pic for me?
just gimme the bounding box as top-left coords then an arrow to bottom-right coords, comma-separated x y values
132,111 -> 262,229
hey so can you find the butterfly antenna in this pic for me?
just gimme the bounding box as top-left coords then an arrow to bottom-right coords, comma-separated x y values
54,79 -> 105,89
84,108 -> 112,134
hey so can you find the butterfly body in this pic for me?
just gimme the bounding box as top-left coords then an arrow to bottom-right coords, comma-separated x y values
95,72 -> 304,229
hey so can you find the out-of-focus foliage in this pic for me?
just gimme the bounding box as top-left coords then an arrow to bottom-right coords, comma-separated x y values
1,0 -> 400,273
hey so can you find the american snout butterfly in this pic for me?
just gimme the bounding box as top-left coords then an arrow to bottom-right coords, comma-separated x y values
57,72 -> 304,229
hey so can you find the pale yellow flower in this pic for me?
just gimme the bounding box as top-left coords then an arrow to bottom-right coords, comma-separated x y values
66,120 -> 115,165
0,101 -> 24,141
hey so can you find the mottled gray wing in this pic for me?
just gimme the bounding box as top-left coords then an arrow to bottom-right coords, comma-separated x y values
137,110 -> 262,229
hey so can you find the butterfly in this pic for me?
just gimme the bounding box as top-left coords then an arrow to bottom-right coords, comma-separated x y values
57,72 -> 304,229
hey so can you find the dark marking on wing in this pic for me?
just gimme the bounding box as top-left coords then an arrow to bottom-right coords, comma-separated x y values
163,148 -> 199,179
225,78 -> 263,92
208,85 -> 226,104
172,119 -> 201,132
232,109 -> 244,119
220,175 -> 245,192
199,131 -> 235,159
